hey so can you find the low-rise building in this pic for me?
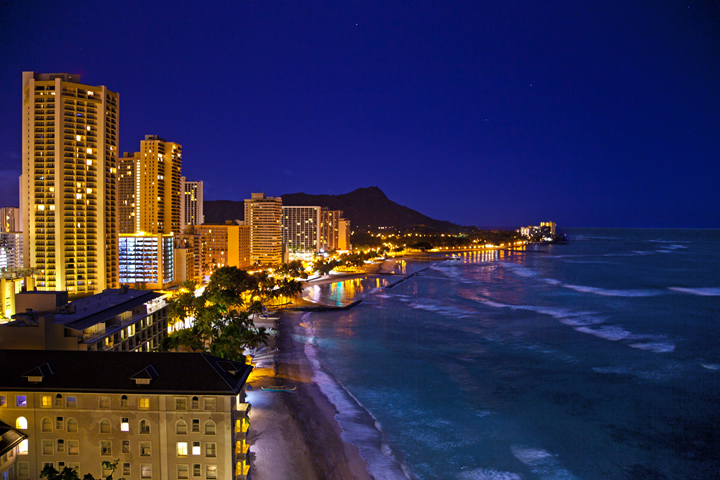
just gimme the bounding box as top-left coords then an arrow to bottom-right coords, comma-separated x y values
0,350 -> 252,480
0,288 -> 168,352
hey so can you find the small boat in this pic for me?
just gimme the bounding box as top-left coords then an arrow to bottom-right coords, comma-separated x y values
261,385 -> 296,392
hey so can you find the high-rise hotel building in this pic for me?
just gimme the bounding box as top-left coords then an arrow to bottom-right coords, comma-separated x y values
20,72 -> 119,295
180,177 -> 204,226
119,136 -> 182,236
281,206 -> 321,254
117,136 -> 182,288
244,194 -> 282,266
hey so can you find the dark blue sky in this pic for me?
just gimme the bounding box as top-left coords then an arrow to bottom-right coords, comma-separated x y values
1,0 -> 718,228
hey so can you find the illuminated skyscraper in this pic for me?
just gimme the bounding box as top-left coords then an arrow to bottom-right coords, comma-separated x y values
118,151 -> 139,234
123,135 -> 182,235
180,177 -> 204,226
20,72 -> 119,295
319,209 -> 343,251
282,206 -> 321,253
244,193 -> 282,266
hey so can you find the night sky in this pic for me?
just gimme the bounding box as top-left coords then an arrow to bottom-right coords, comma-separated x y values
1,1 -> 718,228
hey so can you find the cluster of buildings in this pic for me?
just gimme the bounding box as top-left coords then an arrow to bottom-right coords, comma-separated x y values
0,72 -> 322,480
518,221 -> 561,242
1,72 -> 352,320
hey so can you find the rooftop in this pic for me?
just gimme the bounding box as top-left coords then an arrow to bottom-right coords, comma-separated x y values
0,350 -> 252,395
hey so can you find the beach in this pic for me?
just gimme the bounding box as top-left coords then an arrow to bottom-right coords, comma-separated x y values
246,308 -> 373,480
247,259 -> 424,480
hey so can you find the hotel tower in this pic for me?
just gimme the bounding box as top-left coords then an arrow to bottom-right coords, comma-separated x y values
244,193 -> 282,266
20,72 -> 119,295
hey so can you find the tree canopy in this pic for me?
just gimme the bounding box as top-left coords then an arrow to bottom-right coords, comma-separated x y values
161,267 -> 303,361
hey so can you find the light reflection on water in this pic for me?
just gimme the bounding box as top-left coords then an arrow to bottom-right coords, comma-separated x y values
303,276 -> 388,306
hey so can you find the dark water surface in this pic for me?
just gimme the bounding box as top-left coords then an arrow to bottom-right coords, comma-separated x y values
300,229 -> 720,479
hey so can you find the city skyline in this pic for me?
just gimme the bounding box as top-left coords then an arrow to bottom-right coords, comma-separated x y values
0,1 -> 718,228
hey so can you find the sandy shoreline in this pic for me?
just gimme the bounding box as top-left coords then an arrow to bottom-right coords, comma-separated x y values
247,257 -> 443,479
247,312 -> 373,480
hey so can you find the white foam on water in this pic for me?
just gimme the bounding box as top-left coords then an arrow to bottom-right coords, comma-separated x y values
563,284 -> 662,297
542,278 -> 562,285
511,445 -> 555,465
574,325 -> 632,341
632,250 -> 656,255
669,287 -> 720,296
700,363 -> 720,371
376,294 -> 391,298
629,342 -> 675,353
301,317 -> 414,480
457,468 -> 523,480
649,239 -> 691,244
510,445 -> 579,479
499,263 -> 537,278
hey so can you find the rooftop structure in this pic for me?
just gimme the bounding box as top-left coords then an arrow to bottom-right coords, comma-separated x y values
0,288 -> 168,352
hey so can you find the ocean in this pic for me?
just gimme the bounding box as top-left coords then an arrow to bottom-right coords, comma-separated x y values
298,229 -> 720,480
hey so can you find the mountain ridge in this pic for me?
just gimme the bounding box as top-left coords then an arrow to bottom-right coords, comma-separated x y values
203,186 -> 462,230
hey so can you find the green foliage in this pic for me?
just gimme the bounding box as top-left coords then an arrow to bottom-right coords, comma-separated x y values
40,459 -> 124,480
162,266 -> 302,361
276,260 -> 307,279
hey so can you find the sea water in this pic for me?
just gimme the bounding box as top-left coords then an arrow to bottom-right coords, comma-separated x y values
299,229 -> 720,479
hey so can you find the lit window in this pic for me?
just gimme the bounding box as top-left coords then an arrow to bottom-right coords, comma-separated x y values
18,440 -> 28,455
41,396 -> 52,407
192,442 -> 200,456
16,417 -> 27,430
205,465 -> 217,480
67,397 -> 77,408
139,398 -> 149,409
177,442 -> 188,457
16,396 -> 27,407
121,418 -> 129,432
